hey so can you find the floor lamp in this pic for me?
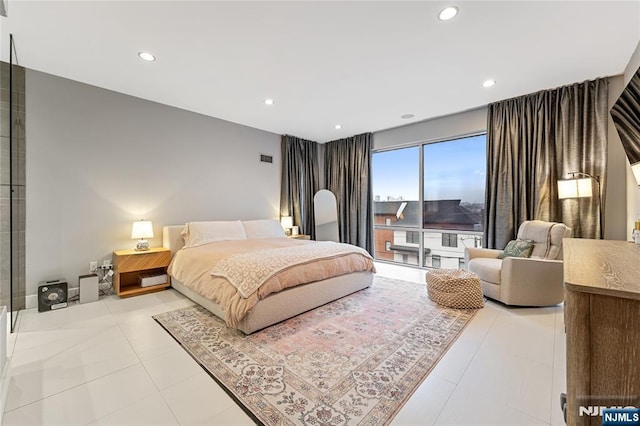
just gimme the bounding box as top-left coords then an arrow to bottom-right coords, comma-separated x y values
557,172 -> 602,239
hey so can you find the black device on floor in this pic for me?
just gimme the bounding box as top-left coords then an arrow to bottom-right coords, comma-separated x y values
38,279 -> 68,312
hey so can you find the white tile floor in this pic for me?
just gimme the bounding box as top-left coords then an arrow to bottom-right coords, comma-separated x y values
2,263 -> 566,425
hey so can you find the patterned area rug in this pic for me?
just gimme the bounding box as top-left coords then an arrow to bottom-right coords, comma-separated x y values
153,276 -> 477,426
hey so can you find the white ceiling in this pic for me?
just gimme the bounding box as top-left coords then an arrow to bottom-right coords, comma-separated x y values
2,1 -> 640,142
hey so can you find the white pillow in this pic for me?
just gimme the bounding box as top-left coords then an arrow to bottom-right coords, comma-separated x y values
182,220 -> 247,248
242,219 -> 287,239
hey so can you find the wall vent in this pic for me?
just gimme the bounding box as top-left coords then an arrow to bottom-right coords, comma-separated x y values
260,154 -> 273,164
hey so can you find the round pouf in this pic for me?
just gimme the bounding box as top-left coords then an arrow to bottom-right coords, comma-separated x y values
426,269 -> 484,309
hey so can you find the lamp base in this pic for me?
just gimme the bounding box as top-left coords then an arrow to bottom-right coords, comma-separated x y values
135,239 -> 150,251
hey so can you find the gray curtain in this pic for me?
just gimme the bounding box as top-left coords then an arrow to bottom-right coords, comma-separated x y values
280,135 -> 320,238
325,133 -> 373,254
611,68 -> 640,165
485,78 -> 608,248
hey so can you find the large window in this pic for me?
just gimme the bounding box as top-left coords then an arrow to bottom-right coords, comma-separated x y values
423,135 -> 485,231
372,146 -> 420,228
372,134 -> 486,269
372,146 -> 420,265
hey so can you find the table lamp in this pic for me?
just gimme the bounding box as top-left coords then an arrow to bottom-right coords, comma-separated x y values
280,216 -> 293,236
131,220 -> 153,251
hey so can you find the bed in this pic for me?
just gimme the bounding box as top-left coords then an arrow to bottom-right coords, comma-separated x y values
163,220 -> 375,334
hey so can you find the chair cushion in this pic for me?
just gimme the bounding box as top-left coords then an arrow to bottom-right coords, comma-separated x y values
467,257 -> 502,285
516,220 -> 571,260
498,239 -> 534,259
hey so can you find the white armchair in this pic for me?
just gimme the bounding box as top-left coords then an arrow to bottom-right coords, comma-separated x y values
465,220 -> 572,306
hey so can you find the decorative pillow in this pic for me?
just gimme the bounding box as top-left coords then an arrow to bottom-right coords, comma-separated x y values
242,219 -> 287,239
182,221 -> 247,248
498,239 -> 534,259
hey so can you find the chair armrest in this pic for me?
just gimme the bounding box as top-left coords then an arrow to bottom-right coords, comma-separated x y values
464,247 -> 503,265
501,257 -> 564,305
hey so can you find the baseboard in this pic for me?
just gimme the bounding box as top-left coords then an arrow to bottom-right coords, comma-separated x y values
25,294 -> 37,310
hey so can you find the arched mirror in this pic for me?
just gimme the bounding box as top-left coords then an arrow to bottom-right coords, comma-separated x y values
314,190 -> 339,242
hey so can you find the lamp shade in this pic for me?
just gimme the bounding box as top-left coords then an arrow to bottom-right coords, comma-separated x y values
280,216 -> 293,229
131,220 -> 154,239
557,178 -> 593,199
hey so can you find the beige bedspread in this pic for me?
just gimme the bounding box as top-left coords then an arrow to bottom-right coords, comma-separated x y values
168,238 -> 375,327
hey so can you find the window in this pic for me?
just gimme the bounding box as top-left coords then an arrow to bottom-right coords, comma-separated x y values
406,231 -> 419,244
372,134 -> 486,269
442,233 -> 458,248
372,146 -> 420,229
423,135 -> 486,231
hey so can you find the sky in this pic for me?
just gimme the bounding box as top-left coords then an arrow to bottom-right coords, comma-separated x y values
372,134 -> 486,204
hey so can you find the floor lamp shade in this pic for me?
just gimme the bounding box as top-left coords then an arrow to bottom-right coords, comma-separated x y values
557,178 -> 593,199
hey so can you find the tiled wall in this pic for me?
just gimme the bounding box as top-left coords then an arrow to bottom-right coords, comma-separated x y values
0,61 -> 26,315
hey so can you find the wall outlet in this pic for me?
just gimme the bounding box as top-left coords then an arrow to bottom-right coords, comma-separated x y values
89,261 -> 98,273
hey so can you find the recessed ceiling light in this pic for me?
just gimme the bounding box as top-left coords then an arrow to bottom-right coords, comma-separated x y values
400,114 -> 415,120
264,99 -> 275,106
138,51 -> 156,62
334,124 -> 342,130
482,79 -> 496,88
438,6 -> 458,21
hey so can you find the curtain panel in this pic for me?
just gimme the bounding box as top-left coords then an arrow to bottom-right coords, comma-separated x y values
485,78 -> 608,248
280,135 -> 320,238
324,133 -> 373,254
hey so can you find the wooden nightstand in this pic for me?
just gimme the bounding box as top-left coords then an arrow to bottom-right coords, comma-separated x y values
289,234 -> 311,240
112,247 -> 171,297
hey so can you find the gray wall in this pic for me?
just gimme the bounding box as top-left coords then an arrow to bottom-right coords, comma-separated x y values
606,74 -> 629,241
373,107 -> 487,150
25,70 -> 280,302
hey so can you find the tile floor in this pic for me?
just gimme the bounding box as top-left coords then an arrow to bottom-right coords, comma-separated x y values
2,263 -> 566,425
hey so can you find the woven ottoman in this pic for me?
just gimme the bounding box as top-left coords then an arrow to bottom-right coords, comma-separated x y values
426,269 -> 484,309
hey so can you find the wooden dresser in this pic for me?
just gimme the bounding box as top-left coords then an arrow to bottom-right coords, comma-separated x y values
563,239 -> 640,425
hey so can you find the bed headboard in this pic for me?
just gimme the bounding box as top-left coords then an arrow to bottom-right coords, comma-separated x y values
163,225 -> 185,255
